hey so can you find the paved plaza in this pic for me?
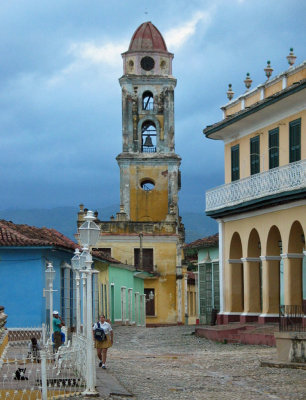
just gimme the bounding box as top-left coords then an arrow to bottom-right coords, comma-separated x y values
104,325 -> 305,400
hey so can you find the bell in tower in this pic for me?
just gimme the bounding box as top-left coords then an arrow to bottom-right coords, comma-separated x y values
143,135 -> 153,147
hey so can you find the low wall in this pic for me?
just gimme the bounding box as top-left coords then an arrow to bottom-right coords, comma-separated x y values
274,332 -> 306,363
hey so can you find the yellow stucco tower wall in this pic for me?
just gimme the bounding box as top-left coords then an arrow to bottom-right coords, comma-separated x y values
82,22 -> 186,326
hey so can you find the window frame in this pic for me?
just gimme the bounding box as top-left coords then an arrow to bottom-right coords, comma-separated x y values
289,118 -> 301,163
269,127 -> 279,169
231,144 -> 240,181
250,135 -> 260,175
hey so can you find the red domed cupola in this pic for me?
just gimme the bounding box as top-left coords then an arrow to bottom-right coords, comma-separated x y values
128,21 -> 168,53
122,21 -> 173,76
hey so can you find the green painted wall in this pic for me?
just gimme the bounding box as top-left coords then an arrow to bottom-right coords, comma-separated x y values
198,246 -> 219,263
108,264 -> 144,324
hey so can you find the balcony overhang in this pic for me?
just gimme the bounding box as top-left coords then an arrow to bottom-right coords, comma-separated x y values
206,188 -> 306,219
205,160 -> 306,218
203,81 -> 306,142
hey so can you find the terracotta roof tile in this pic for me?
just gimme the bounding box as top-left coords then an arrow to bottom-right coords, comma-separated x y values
0,220 -> 78,250
184,233 -> 219,249
0,220 -> 120,264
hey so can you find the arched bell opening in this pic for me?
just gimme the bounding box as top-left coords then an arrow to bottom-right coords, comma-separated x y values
141,121 -> 156,153
142,91 -> 154,111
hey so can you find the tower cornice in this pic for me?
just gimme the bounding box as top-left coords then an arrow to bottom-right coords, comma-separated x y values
119,75 -> 177,86
116,152 -> 181,162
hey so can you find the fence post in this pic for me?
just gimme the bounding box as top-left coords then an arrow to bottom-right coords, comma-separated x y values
40,350 -> 48,400
42,323 -> 46,346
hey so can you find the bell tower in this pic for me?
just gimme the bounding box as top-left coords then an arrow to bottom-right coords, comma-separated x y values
117,21 -> 182,223
79,22 -> 186,326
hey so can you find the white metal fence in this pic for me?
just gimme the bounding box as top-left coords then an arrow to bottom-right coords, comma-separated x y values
0,327 -> 87,400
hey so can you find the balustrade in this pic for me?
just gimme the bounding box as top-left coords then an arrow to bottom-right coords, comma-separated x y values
206,160 -> 305,212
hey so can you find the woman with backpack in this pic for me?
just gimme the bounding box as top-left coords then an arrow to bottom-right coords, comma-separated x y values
93,314 -> 113,369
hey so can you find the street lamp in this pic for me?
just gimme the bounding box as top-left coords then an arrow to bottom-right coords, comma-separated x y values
71,248 -> 84,335
79,210 -> 100,249
45,262 -> 56,341
78,210 -> 100,395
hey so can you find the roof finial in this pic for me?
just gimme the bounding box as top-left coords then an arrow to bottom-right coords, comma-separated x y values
287,48 -> 296,66
244,72 -> 252,90
264,60 -> 273,80
227,83 -> 234,101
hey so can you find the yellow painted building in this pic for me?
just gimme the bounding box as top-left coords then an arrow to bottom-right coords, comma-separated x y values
204,57 -> 306,324
93,258 -> 109,320
78,22 -> 186,325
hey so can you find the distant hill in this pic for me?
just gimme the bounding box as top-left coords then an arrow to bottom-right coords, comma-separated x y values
0,206 -> 217,244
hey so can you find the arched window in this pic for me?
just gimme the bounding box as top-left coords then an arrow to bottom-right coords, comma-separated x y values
141,121 -> 156,153
142,91 -> 154,111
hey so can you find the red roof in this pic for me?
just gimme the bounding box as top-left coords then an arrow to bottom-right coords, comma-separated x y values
0,220 -> 77,250
0,220 -> 119,264
128,21 -> 168,52
184,233 -> 219,249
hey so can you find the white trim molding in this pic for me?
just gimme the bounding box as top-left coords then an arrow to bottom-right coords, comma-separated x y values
259,313 -> 279,318
281,253 -> 304,259
240,312 -> 261,316
218,219 -> 224,313
222,312 -> 241,315
260,256 -> 282,261
241,257 -> 261,263
228,259 -> 243,264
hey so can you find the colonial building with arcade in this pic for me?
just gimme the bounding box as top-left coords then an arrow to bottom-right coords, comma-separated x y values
204,56 -> 306,324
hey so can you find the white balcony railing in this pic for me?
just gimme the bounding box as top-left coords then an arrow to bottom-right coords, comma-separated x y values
206,159 -> 306,212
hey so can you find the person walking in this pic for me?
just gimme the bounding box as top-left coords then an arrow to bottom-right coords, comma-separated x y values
93,315 -> 113,369
52,311 -> 65,351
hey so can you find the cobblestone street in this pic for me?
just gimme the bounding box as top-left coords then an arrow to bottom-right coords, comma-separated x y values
106,325 -> 305,400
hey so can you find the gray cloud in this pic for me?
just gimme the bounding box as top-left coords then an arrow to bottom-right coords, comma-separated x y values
0,0 -> 305,212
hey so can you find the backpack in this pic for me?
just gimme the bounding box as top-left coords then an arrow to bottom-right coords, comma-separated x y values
94,322 -> 106,341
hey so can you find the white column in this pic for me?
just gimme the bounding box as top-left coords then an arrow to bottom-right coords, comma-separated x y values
84,254 -> 97,395
49,281 -> 53,341
75,271 -> 81,335
184,273 -> 188,325
40,350 -> 47,400
218,219 -> 224,313
135,293 -> 139,326
177,279 -> 182,324
176,242 -> 183,324
194,271 -> 199,319
82,272 -> 87,336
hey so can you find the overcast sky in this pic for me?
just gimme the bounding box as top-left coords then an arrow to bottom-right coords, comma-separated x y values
0,0 -> 305,214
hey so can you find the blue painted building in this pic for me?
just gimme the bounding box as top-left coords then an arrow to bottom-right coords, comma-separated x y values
0,220 -> 80,328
